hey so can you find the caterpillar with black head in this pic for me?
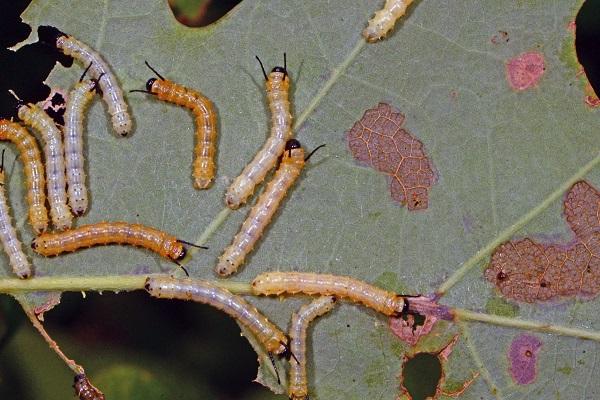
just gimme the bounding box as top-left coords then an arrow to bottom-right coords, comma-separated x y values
216,140 -> 325,277
131,61 -> 217,189
225,54 -> 293,209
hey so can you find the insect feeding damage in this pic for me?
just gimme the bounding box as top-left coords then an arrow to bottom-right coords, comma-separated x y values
485,180 -> 600,303
507,333 -> 542,385
345,103 -> 437,210
505,52 -> 545,91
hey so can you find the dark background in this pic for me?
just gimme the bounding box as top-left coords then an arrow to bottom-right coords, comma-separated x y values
0,1 -> 598,399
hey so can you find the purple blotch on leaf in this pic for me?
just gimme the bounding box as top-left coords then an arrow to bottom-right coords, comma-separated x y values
508,333 -> 542,385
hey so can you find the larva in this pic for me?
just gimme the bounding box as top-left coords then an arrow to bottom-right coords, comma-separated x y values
73,374 -> 105,400
38,25 -> 132,136
363,0 -> 414,43
31,222 -> 196,262
131,61 -> 217,189
145,276 -> 289,355
0,119 -> 48,234
64,64 -> 102,216
216,140 -> 324,277
289,296 -> 337,400
17,103 -> 72,230
225,54 -> 293,209
252,272 -> 407,317
0,150 -> 32,279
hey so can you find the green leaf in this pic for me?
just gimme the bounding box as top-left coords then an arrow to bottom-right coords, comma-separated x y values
3,0 -> 599,399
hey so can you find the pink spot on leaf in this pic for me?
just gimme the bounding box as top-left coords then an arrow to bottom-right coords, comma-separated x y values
508,334 -> 542,385
506,52 -> 545,91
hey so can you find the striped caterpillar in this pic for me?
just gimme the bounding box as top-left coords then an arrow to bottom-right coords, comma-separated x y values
64,64 -> 103,216
252,272 -> 407,317
216,140 -> 325,277
17,102 -> 73,230
131,61 -> 217,189
0,149 -> 32,279
38,25 -> 132,136
288,296 -> 337,400
145,276 -> 290,355
0,119 -> 48,234
31,222 -> 203,263
363,0 -> 414,43
225,54 -> 293,209
73,374 -> 105,400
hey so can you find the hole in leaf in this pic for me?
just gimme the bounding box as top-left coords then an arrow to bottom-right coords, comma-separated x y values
168,0 -> 242,27
576,0 -> 600,97
401,352 -> 442,400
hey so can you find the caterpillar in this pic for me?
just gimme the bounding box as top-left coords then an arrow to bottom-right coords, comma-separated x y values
145,276 -> 289,355
216,140 -> 325,277
31,222 -> 204,263
73,374 -> 105,400
64,64 -> 103,216
252,272 -> 407,317
0,149 -> 32,279
17,102 -> 72,230
288,296 -> 337,400
131,61 -> 217,189
0,119 -> 48,234
225,54 -> 293,209
38,25 -> 132,136
363,0 -> 414,43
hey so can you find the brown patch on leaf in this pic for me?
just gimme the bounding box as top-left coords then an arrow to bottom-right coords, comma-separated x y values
485,180 -> 600,302
346,103 -> 438,210
491,30 -> 509,44
389,313 -> 437,346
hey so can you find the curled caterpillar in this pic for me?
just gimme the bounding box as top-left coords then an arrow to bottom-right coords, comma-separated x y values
131,61 -> 218,189
289,296 -> 337,400
73,374 -> 105,400
216,140 -> 325,277
225,54 -> 293,209
0,149 -> 32,278
64,64 -> 102,216
31,222 -> 195,262
145,276 -> 289,355
252,272 -> 407,317
38,25 -> 132,136
363,0 -> 414,43
17,103 -> 72,230
0,119 -> 48,234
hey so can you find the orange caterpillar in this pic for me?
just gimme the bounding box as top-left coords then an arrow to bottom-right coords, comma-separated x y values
31,222 -> 201,262
216,140 -> 325,276
288,296 -> 337,400
132,61 -> 217,189
252,272 -> 407,316
0,120 -> 48,234
225,54 -> 293,209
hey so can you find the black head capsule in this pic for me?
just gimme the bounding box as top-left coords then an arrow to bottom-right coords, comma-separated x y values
38,25 -> 67,46
176,247 -> 187,262
285,139 -> 302,151
271,66 -> 285,74
145,78 -> 157,93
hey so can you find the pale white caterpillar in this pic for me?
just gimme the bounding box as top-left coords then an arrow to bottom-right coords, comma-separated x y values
363,0 -> 414,43
216,140 -> 325,277
145,276 -> 289,355
39,26 -> 132,136
288,296 -> 337,400
18,103 -> 72,230
64,64 -> 102,216
225,54 -> 292,209
0,150 -> 32,279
